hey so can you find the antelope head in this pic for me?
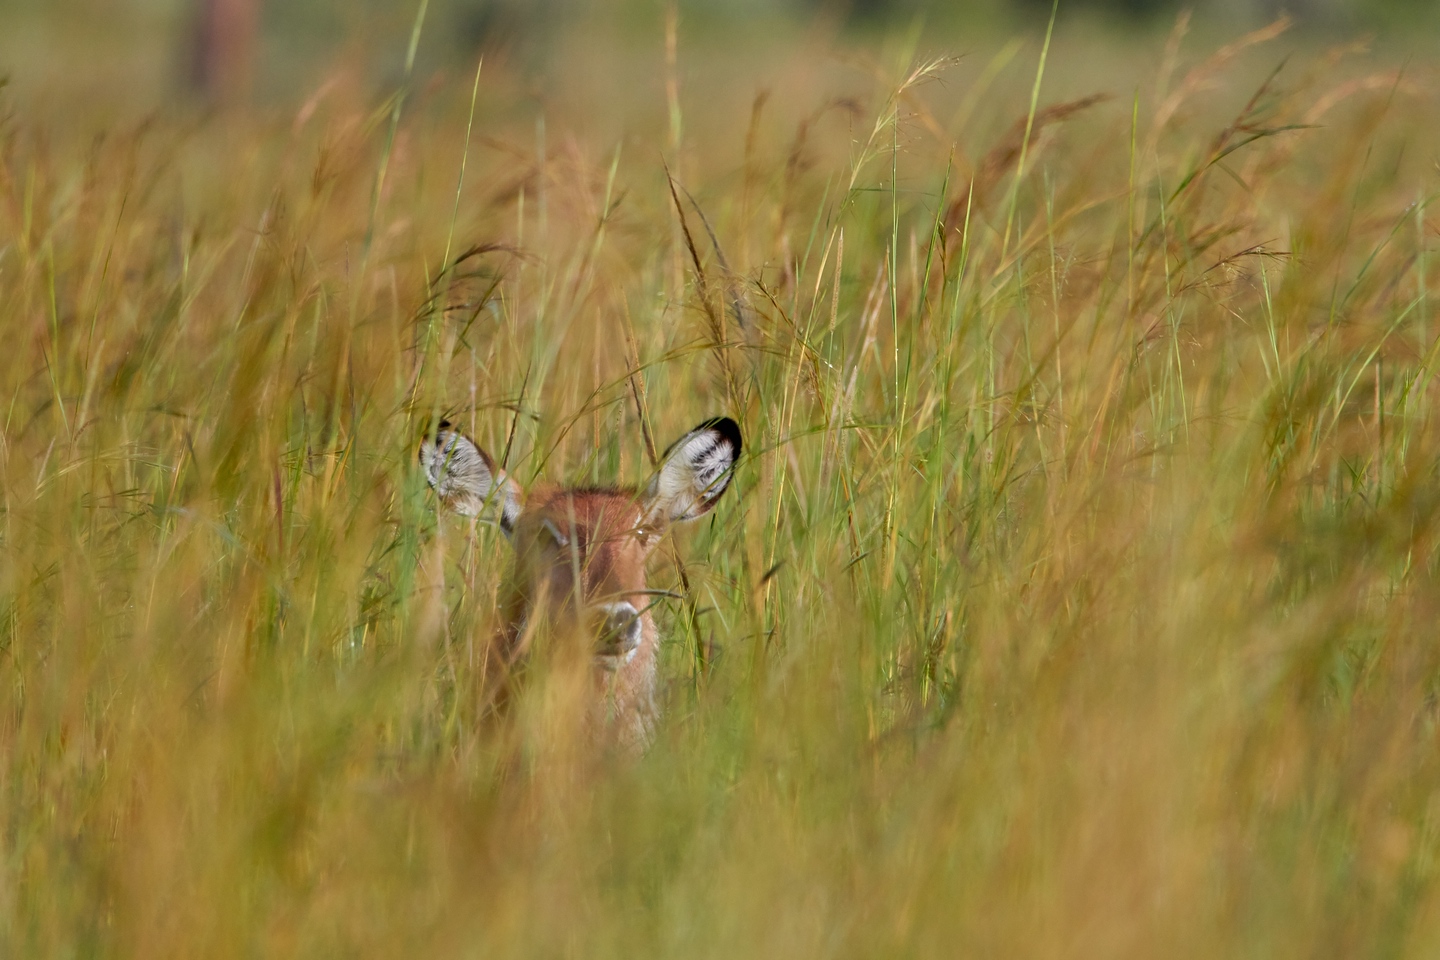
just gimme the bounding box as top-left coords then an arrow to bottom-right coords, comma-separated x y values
418,417 -> 742,746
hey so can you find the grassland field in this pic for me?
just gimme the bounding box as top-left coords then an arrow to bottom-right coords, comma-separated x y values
2,4 -> 1440,957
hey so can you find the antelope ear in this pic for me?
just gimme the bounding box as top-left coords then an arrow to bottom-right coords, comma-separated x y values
418,421 -> 523,534
642,417 -> 742,528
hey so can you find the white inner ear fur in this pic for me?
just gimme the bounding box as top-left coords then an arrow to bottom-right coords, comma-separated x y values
420,428 -> 524,532
642,424 -> 738,528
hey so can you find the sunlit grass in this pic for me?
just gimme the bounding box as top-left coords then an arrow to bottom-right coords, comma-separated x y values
3,12 -> 1440,957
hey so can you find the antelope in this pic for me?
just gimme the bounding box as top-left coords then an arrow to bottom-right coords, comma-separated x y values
418,417 -> 742,749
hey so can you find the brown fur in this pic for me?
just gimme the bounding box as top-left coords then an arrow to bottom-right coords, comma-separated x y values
501,486 -> 659,748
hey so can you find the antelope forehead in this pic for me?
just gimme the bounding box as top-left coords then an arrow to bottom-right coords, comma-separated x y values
534,495 -> 643,534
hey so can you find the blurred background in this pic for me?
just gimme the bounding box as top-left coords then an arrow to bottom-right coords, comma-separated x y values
1,0 -> 1435,112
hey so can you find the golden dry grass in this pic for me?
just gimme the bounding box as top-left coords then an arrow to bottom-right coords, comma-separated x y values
3,8 -> 1440,957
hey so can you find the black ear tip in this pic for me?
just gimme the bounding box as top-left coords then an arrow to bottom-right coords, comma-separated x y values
698,416 -> 742,456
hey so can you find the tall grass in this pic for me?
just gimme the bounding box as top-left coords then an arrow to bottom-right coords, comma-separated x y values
3,15 -> 1440,957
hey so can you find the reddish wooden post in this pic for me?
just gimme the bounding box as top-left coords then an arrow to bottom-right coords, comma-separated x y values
191,0 -> 260,102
